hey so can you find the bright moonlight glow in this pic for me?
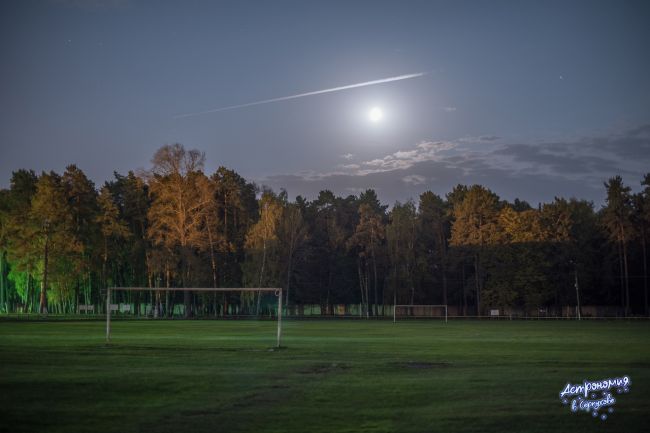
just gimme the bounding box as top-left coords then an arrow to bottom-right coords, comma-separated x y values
368,107 -> 383,122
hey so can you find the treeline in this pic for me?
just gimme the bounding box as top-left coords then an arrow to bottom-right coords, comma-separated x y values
0,144 -> 648,316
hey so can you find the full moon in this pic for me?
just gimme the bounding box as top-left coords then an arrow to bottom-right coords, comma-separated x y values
368,106 -> 383,122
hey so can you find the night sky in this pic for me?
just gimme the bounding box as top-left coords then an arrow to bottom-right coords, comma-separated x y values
1,0 -> 649,206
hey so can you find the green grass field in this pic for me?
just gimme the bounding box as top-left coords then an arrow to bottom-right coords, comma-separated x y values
1,319 -> 648,433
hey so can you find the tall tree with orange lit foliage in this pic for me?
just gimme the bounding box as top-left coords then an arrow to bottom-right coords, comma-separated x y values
30,172 -> 81,314
450,185 -> 500,316
146,144 -> 212,317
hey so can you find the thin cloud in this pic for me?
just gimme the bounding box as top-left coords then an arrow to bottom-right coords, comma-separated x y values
402,174 -> 426,185
174,72 -> 427,118
259,124 -> 649,207
355,141 -> 456,175
489,125 -> 650,181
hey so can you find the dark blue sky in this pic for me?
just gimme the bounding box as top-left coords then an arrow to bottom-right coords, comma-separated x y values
1,0 -> 649,205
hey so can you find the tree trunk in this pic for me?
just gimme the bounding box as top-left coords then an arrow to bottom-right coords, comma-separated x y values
393,259 -> 399,306
439,227 -> 448,306
371,241 -> 378,317
617,240 -> 624,309
102,237 -> 108,289
0,252 -> 5,313
358,259 -> 365,316
169,293 -> 176,318
442,266 -> 448,306
165,265 -> 171,317
286,225 -> 296,308
149,271 -> 158,318
365,260 -> 370,318
474,252 -> 480,317
183,290 -> 191,318
642,229 -> 648,316
461,265 -> 466,316
39,233 -> 50,315
407,261 -> 414,305
182,253 -> 191,318
393,269 -> 397,315
286,248 -> 293,310
25,273 -> 32,313
206,218 -> 218,290
622,237 -> 630,316
223,292 -> 227,317
256,238 -> 267,315
223,195 -> 228,238
74,280 -> 80,314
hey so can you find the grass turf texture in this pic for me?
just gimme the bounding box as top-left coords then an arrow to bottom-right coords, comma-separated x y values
0,320 -> 648,433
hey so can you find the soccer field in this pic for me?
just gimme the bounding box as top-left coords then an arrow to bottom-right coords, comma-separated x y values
0,319 -> 648,433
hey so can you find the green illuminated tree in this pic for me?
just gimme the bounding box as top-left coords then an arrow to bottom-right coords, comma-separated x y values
30,172 -> 81,314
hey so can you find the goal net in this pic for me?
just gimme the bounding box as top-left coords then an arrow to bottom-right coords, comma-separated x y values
393,305 -> 448,323
105,287 -> 283,347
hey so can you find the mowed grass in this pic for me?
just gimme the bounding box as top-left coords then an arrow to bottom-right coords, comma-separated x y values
0,319 -> 649,433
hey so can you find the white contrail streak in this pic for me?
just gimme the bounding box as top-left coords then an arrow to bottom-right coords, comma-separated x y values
173,72 -> 426,119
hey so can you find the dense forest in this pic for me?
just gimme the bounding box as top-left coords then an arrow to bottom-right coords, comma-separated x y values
0,144 -> 648,317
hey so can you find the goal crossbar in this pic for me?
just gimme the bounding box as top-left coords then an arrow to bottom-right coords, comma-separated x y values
106,287 -> 283,347
393,304 -> 448,323
108,287 -> 282,292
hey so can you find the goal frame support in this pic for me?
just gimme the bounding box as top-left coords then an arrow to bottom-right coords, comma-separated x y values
393,304 -> 448,323
106,287 -> 283,347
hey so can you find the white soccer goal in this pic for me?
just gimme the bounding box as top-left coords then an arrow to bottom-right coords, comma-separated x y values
106,287 -> 283,347
393,304 -> 448,323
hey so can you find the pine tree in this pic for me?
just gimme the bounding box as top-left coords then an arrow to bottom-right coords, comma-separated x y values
348,203 -> 385,317
277,201 -> 308,308
418,191 -> 449,305
4,170 -> 38,310
245,190 -> 282,314
212,167 -> 258,287
62,165 -> 99,311
635,173 -> 650,315
450,185 -> 500,316
602,176 -> 634,316
387,201 -> 418,304
30,172 -> 80,314
96,186 -> 131,294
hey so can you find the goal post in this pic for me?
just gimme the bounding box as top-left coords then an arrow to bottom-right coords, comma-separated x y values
106,287 -> 283,347
393,304 -> 448,323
